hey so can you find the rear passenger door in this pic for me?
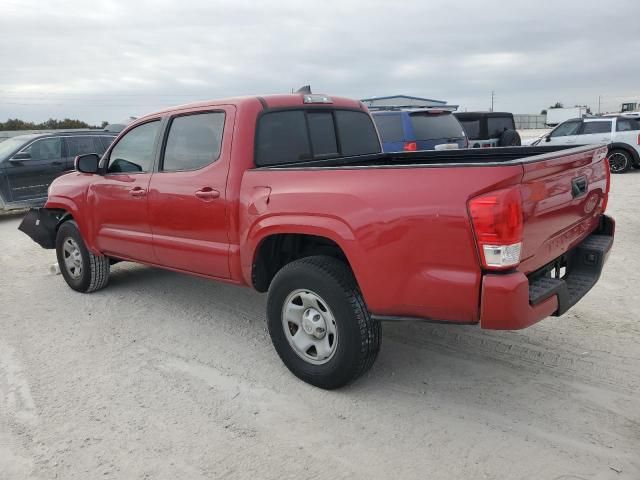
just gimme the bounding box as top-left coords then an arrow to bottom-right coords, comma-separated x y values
577,120 -> 613,145
148,107 -> 234,278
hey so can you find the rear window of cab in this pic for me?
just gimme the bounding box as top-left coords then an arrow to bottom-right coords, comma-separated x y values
255,109 -> 381,166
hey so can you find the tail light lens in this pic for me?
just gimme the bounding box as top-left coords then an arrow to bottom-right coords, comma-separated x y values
403,141 -> 417,151
468,187 -> 524,269
637,133 -> 640,146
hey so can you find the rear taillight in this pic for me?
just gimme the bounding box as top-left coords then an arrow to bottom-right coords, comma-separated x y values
482,143 -> 491,148
637,133 -> 640,146
468,187 -> 524,270
403,141 -> 417,151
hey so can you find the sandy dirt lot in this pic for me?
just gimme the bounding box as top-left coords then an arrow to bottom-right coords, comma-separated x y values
1,173 -> 639,480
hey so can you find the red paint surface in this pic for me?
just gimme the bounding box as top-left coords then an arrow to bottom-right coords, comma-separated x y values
45,94 -> 612,329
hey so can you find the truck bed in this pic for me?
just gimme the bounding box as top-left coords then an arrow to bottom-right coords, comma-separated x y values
257,145 -> 588,169
244,143 -> 609,326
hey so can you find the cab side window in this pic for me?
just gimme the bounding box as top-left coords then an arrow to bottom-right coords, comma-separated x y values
580,121 -> 612,135
550,121 -> 582,137
616,119 -> 639,132
107,121 -> 160,173
66,137 -> 97,157
21,137 -> 62,161
162,112 -> 225,171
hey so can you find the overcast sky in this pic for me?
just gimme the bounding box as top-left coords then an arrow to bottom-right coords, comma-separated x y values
1,0 -> 639,124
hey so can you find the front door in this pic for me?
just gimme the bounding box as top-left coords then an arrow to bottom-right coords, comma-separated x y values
546,120 -> 582,146
148,108 -> 233,278
5,137 -> 65,203
88,120 -> 162,263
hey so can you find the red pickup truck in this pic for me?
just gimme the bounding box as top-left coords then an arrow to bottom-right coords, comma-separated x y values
20,93 -> 614,389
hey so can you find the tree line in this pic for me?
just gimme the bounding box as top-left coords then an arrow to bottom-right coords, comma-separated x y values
0,118 -> 108,131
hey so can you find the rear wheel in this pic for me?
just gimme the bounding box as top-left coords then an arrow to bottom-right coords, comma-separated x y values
267,256 -> 381,389
56,220 -> 110,293
608,149 -> 632,173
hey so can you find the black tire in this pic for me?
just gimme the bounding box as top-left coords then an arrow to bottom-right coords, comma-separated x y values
498,129 -> 521,146
267,256 -> 381,389
56,220 -> 110,293
607,149 -> 632,173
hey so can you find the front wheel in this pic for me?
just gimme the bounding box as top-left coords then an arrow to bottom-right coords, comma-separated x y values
56,220 -> 110,293
608,149 -> 632,173
267,256 -> 381,389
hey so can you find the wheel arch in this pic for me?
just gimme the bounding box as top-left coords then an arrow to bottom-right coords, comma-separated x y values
244,217 -> 361,293
608,143 -> 640,165
45,197 -> 97,250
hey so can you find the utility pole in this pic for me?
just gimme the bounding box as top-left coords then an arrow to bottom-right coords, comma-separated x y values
490,90 -> 495,112
598,95 -> 601,115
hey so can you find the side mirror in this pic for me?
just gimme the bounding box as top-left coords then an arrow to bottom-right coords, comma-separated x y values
545,135 -> 551,142
10,152 -> 31,162
75,153 -> 100,174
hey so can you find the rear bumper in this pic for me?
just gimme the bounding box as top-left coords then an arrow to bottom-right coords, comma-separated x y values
480,214 -> 614,330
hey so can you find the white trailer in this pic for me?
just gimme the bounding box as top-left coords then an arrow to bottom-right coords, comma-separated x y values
545,107 -> 588,126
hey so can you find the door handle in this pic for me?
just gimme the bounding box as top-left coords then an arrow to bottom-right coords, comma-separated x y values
571,176 -> 588,198
129,187 -> 146,197
195,188 -> 220,201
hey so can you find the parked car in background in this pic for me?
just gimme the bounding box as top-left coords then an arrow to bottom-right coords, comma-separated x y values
454,112 -> 521,148
20,92 -> 613,389
0,131 -> 116,210
533,116 -> 640,173
371,108 -> 467,152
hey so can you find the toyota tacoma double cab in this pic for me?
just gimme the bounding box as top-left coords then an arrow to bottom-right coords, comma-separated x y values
19,92 -> 614,389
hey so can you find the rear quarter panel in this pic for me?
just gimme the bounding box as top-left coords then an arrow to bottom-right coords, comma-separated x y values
240,164 -> 523,323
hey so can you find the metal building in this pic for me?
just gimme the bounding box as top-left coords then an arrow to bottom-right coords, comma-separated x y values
361,95 -> 458,110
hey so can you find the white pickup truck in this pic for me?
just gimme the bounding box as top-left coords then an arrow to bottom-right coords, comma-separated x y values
534,116 -> 640,173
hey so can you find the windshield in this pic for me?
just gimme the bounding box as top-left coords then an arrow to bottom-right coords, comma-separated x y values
0,138 -> 28,160
409,113 -> 465,140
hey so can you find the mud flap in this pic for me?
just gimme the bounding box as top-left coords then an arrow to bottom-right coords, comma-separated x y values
18,208 -> 60,249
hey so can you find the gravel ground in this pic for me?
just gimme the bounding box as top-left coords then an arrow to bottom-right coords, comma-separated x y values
1,173 -> 639,480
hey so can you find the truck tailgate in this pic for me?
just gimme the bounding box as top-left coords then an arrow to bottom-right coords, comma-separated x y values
518,145 -> 610,274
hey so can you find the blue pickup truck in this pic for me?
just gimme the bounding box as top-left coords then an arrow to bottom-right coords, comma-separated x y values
0,131 -> 116,210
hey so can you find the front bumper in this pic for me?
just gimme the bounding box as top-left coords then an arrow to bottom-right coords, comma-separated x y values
18,208 -> 62,249
479,214 -> 615,330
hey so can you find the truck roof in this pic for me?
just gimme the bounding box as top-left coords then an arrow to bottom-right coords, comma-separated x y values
140,94 -> 365,121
